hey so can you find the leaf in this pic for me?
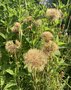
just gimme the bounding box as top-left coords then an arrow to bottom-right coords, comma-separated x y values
0,33 -> 6,39
5,69 -> 15,76
0,76 -> 4,86
4,81 -> 17,90
58,42 -> 66,46
54,50 -> 61,56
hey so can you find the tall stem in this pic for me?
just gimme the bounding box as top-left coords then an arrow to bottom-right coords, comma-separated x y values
32,70 -> 37,90
14,53 -> 20,90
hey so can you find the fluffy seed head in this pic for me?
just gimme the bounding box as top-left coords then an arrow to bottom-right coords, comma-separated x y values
41,31 -> 54,42
45,8 -> 62,21
42,41 -> 59,55
24,49 -> 47,72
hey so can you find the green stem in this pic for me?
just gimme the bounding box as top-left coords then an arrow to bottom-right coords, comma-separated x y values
32,70 -> 37,90
14,53 -> 20,90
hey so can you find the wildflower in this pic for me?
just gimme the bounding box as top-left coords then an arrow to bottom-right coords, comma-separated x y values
5,40 -> 21,54
41,31 -> 53,42
11,22 -> 21,33
42,40 -> 59,55
24,49 -> 47,72
45,8 -> 62,21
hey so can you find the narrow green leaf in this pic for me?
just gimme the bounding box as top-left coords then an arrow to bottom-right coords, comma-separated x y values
0,33 -> 6,39
4,82 -> 17,90
0,76 -> 4,86
5,69 -> 15,76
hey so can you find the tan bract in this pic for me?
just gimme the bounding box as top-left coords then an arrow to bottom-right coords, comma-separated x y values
24,49 -> 47,72
41,31 -> 54,42
46,8 -> 62,21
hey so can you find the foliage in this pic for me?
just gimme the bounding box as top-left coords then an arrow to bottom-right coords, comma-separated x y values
0,0 -> 71,90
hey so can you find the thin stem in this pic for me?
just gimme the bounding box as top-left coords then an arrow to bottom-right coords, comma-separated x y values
32,70 -> 37,90
25,0 -> 27,10
67,17 -> 71,32
14,53 -> 20,90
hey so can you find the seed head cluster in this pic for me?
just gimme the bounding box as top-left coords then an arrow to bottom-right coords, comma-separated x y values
5,40 -> 21,54
41,31 -> 59,55
24,49 -> 47,72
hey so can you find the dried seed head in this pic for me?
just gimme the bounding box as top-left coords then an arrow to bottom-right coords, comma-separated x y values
42,41 -> 59,55
11,26 -> 19,33
5,40 -> 21,54
24,49 -> 47,72
45,8 -> 62,21
41,31 -> 54,42
5,41 -> 16,54
11,22 -> 21,33
14,22 -> 21,27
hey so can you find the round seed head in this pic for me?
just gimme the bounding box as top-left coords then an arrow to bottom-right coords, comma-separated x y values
41,31 -> 54,42
45,8 -> 62,21
24,49 -> 47,72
